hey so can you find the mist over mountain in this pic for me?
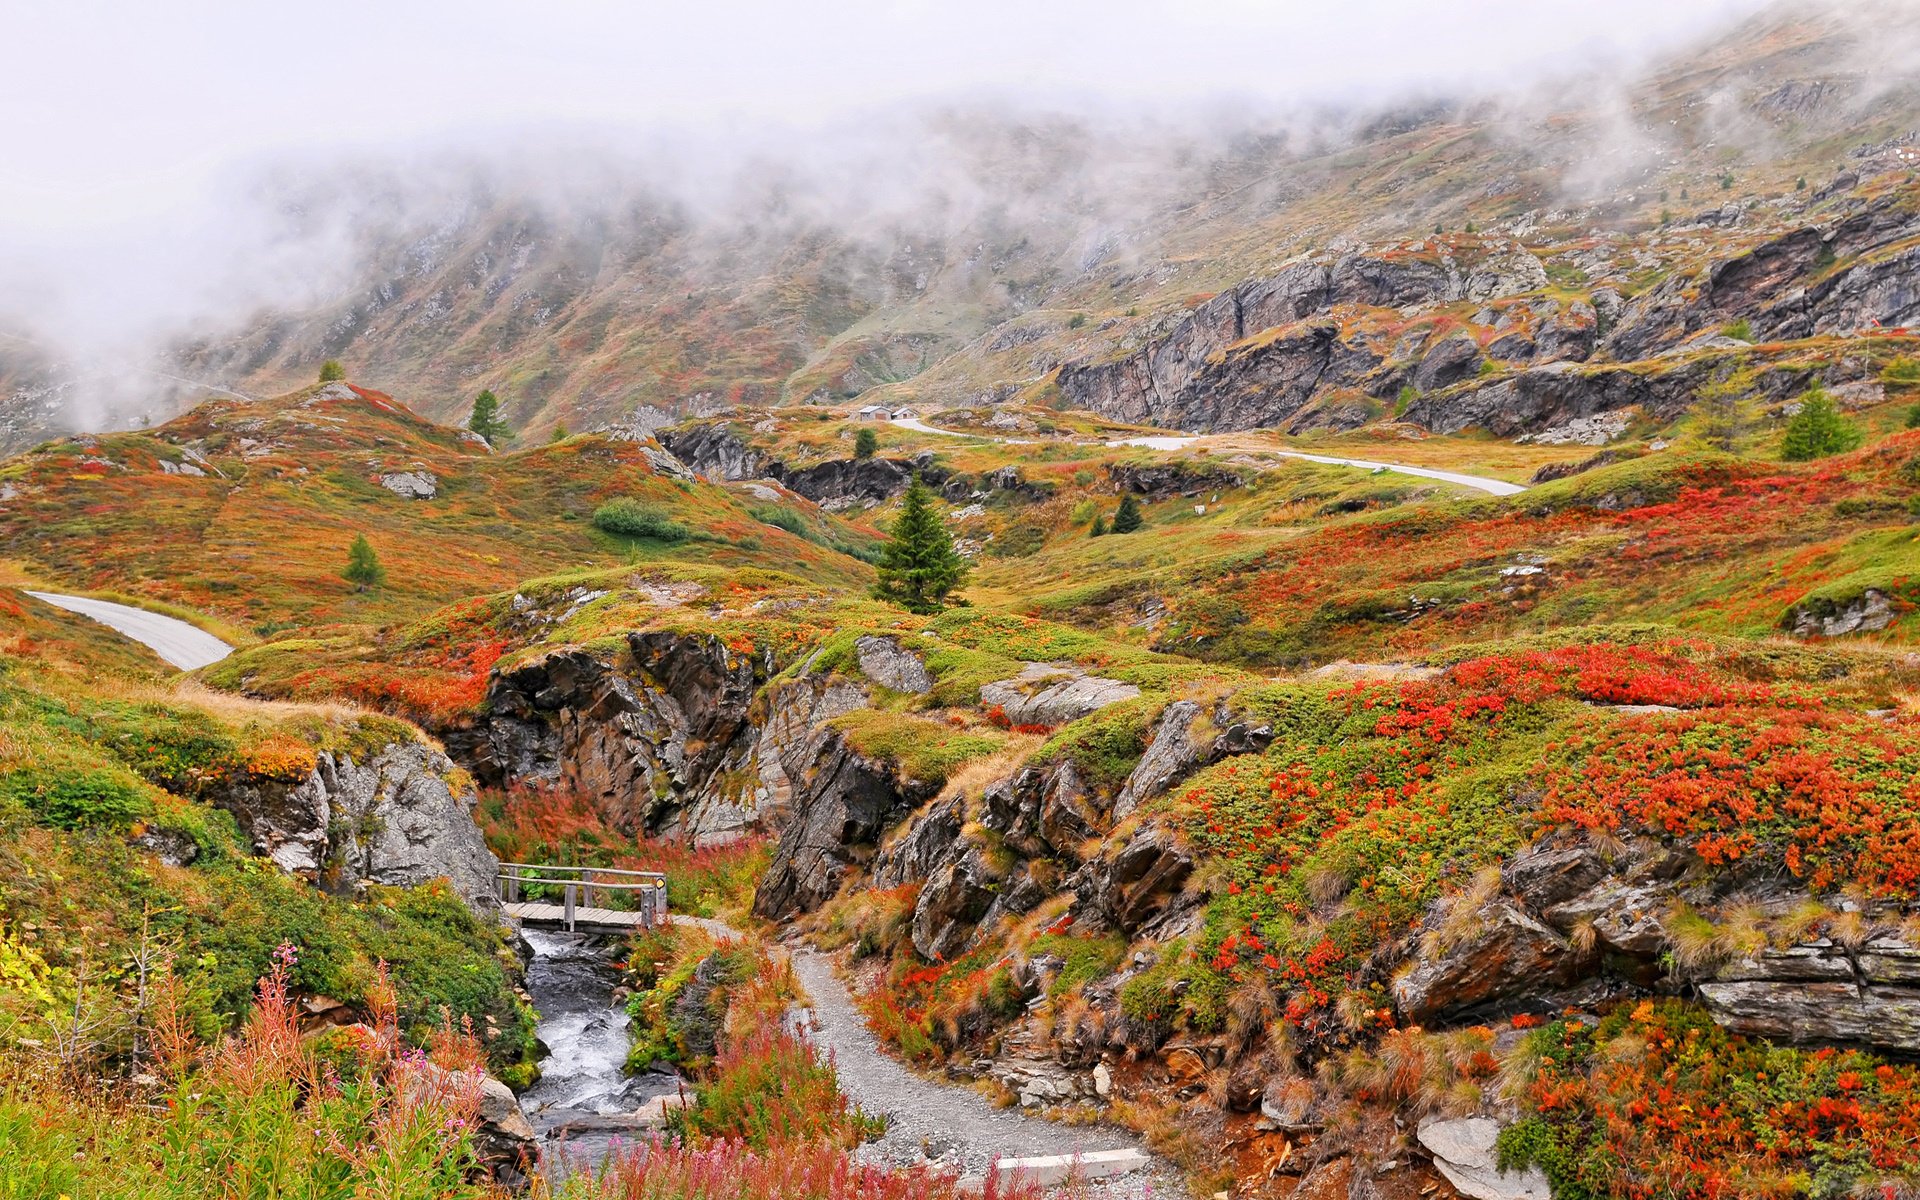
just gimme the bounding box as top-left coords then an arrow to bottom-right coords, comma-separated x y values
2,0 -> 1916,448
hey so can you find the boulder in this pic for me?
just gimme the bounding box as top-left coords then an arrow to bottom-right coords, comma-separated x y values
981,663 -> 1140,729
378,471 -> 438,499
1416,1117 -> 1550,1200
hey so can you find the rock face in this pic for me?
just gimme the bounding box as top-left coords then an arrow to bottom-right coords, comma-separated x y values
1785,588 -> 1894,638
659,423 -> 1046,508
854,635 -> 934,694
1393,904 -> 1581,1025
1416,1117 -> 1551,1200
212,741 -> 500,913
1049,194 -> 1920,440
1700,937 -> 1920,1053
752,729 -> 938,919
1112,700 -> 1272,820
1394,835 -> 1920,1053
1073,827 -> 1198,938
469,632 -> 772,839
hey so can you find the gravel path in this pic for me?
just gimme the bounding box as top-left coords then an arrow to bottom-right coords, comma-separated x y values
788,948 -> 1157,1185
25,592 -> 233,670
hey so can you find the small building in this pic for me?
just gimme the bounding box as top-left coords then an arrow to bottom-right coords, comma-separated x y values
890,407 -> 916,421
855,404 -> 890,421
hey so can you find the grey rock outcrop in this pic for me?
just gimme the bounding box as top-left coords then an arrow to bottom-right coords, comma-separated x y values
1073,827 -> 1198,937
980,663 -> 1140,728
469,631 -> 771,838
1393,903 -> 1581,1024
378,470 -> 438,500
1700,937 -> 1920,1053
855,635 -> 934,694
213,740 -> 499,914
1112,700 -> 1272,820
752,729 -> 937,919
1785,588 -> 1894,638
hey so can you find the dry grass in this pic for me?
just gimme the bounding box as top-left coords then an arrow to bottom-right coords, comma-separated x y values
935,735 -> 1044,804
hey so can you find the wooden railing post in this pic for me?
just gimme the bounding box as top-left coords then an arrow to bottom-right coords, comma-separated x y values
564,883 -> 576,932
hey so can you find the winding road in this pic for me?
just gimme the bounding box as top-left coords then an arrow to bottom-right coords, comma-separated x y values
893,414 -> 1527,497
24,592 -> 233,670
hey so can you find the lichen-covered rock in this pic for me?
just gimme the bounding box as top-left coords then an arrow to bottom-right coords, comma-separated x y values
980,663 -> 1139,729
213,741 -> 500,914
378,470 -> 438,499
854,635 -> 934,694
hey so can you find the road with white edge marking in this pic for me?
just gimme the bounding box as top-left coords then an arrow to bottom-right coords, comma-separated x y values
24,592 -> 233,670
893,415 -> 1528,497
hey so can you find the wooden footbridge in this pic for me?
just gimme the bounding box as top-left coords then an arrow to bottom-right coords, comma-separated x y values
498,863 -> 668,935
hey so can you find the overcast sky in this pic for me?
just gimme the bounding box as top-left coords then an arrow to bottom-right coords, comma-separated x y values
4,0 -> 1778,235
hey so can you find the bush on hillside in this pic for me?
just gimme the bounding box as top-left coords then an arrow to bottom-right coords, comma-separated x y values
1780,385 -> 1861,462
592,499 -> 691,543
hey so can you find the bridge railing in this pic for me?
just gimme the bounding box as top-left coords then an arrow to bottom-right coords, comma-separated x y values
497,862 -> 669,931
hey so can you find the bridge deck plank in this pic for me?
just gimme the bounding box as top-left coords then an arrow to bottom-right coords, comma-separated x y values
502,901 -> 649,929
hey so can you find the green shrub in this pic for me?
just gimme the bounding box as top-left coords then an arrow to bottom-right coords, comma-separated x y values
592,499 -> 691,542
0,767 -> 151,830
1780,386 -> 1862,462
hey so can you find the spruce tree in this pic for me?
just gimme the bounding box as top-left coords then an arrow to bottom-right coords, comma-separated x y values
872,476 -> 968,614
854,427 -> 878,459
468,390 -> 512,444
550,421 -> 570,444
1780,385 -> 1861,462
317,360 -> 345,383
1089,513 -> 1107,537
1111,493 -> 1144,534
342,534 -> 385,591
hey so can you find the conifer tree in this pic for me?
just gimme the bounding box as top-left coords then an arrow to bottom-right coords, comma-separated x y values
1695,372 -> 1755,453
1089,513 -> 1107,537
342,534 -> 385,591
468,390 -> 512,444
872,476 -> 967,614
1780,385 -> 1861,462
1111,493 -> 1144,534
854,427 -> 878,459
317,360 -> 345,383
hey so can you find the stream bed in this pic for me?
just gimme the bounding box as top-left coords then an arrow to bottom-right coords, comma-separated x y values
518,928 -> 681,1170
